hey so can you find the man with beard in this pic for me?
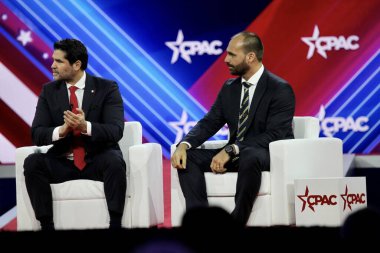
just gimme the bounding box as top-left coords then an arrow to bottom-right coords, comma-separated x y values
24,39 -> 126,230
171,31 -> 295,226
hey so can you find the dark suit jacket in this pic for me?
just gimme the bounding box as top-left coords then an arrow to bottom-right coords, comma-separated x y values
183,69 -> 295,153
31,73 -> 125,162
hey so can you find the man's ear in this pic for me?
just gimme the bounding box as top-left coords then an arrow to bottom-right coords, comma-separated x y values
247,52 -> 256,63
73,60 -> 82,71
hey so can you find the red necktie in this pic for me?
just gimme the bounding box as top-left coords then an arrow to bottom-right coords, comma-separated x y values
69,86 -> 86,170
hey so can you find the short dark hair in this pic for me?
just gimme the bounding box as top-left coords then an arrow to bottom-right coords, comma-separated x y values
233,31 -> 264,62
54,39 -> 88,70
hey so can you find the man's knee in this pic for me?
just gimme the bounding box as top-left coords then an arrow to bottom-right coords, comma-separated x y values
24,153 -> 45,176
101,150 -> 126,172
239,147 -> 269,171
186,149 -> 214,167
186,149 -> 198,162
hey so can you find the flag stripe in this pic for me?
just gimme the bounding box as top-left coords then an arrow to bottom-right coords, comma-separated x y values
0,62 -> 38,125
0,99 -> 32,148
0,207 -> 17,228
0,30 -> 49,95
0,134 -> 16,164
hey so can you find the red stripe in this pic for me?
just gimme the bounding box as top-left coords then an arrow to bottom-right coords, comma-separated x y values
0,100 -> 32,148
0,1 -> 53,73
189,0 -> 380,116
252,0 -> 380,116
0,217 -> 17,231
0,34 -> 49,96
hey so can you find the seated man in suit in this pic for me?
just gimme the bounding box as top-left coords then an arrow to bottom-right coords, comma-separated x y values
24,38 -> 126,230
171,31 -> 296,226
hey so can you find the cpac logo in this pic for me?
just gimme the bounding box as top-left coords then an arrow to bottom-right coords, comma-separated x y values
165,30 -> 223,64
298,186 -> 366,212
168,110 -> 228,143
340,185 -> 366,211
297,186 -> 337,212
301,25 -> 359,59
318,105 -> 369,137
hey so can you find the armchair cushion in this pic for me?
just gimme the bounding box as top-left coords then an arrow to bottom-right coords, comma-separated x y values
205,172 -> 271,196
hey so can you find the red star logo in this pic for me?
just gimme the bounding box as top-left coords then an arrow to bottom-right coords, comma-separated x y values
297,186 -> 314,212
340,185 -> 352,211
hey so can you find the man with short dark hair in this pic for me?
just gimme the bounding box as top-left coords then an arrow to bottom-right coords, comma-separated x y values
171,31 -> 296,225
24,38 -> 126,230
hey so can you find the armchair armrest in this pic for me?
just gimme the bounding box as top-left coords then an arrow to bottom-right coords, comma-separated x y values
170,140 -> 228,155
120,122 -> 143,163
16,145 -> 52,230
269,137 -> 343,225
16,145 -> 52,190
128,143 -> 164,227
199,140 -> 228,149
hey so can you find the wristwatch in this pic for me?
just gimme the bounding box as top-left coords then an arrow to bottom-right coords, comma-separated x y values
224,145 -> 236,157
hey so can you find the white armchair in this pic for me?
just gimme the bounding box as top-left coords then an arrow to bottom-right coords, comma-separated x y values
171,116 -> 344,226
16,121 -> 164,230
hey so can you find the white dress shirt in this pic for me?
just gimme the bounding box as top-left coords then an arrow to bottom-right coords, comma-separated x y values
181,65 -> 265,153
52,72 -> 92,141
233,64 -> 264,154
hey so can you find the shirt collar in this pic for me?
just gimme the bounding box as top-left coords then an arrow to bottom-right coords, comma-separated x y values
242,64 -> 264,86
66,71 -> 86,90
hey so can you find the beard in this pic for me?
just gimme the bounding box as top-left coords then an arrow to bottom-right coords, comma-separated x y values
227,61 -> 249,76
52,69 -> 75,82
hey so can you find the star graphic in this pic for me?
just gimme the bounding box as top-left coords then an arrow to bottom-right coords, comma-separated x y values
1,13 -> 8,21
301,25 -> 327,59
297,186 -> 315,212
340,185 -> 351,211
17,29 -> 33,46
42,53 -> 49,59
168,110 -> 188,143
165,30 -> 191,64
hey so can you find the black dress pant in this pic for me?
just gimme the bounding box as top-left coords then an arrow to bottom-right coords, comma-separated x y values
23,149 -> 126,221
177,146 -> 268,225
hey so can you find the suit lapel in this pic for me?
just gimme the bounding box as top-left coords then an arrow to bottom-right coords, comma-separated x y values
55,81 -> 70,112
82,74 -> 96,117
229,78 -> 243,138
246,70 -> 268,128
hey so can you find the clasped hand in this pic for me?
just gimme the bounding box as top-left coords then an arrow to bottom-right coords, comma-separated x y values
59,108 -> 86,137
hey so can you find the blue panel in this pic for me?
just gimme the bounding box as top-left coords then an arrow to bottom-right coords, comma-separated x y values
321,51 -> 380,153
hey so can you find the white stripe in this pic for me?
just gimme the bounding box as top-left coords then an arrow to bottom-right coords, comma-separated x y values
16,0 -> 61,40
0,62 -> 37,125
123,98 -> 173,145
26,1 -> 176,137
325,49 -> 380,109
86,0 -> 207,114
0,206 -> 16,229
237,126 -> 246,137
332,66 -> 380,117
347,76 -> 380,117
13,2 -> 103,81
343,103 -> 380,150
348,115 -> 380,153
240,106 -> 249,117
0,134 -> 16,164
338,71 -> 379,145
51,0 -> 180,119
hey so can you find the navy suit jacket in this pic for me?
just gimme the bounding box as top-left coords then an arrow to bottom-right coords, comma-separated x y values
183,69 -> 296,154
31,73 -> 125,161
